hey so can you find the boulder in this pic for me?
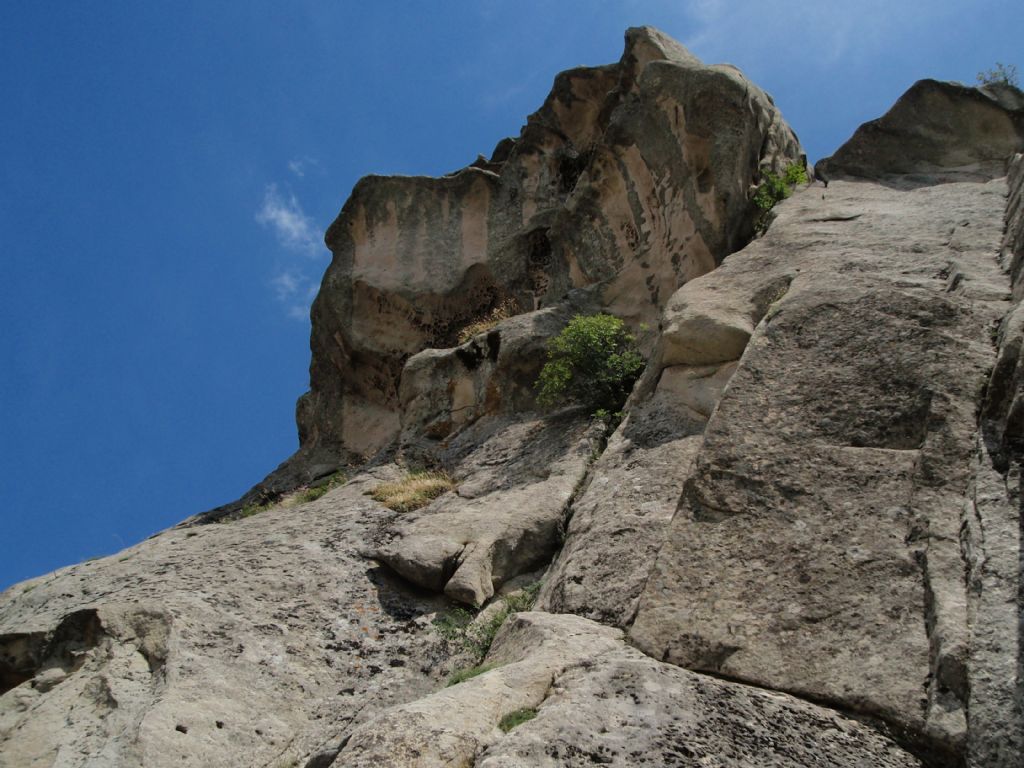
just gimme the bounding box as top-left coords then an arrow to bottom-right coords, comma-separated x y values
374,412 -> 604,607
816,79 -> 1024,183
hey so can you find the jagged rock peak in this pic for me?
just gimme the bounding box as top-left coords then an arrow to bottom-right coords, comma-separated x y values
817,77 -> 1024,183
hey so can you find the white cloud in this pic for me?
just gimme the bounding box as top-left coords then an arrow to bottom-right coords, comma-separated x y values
287,304 -> 310,321
287,156 -> 320,178
259,181 -> 329,321
269,269 -> 320,322
270,270 -> 302,301
256,184 -> 322,256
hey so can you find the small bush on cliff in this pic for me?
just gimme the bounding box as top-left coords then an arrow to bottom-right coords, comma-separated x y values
297,470 -> 347,503
977,62 -> 1019,87
434,582 -> 542,663
753,163 -> 808,233
535,314 -> 644,413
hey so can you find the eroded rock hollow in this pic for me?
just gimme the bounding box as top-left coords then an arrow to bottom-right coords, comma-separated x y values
3,26 -> 1024,768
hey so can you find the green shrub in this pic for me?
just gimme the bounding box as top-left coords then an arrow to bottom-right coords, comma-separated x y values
536,314 -> 644,413
238,501 -> 273,519
498,708 -> 538,732
753,162 -> 809,233
977,62 -> 1019,87
433,582 -> 543,662
297,470 -> 347,503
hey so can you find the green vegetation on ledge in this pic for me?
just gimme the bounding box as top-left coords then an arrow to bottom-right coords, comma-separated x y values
536,314 -> 644,414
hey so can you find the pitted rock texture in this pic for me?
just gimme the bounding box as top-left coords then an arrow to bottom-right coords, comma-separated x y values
627,175 -> 1012,762
288,25 -> 801,473
0,474 -> 465,768
338,612 -> 922,768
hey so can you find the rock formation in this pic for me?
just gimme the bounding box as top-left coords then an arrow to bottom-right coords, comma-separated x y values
3,26 -> 1024,768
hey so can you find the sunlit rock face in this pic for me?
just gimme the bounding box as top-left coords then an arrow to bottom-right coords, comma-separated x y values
297,25 -> 801,466
5,26 -> 1024,768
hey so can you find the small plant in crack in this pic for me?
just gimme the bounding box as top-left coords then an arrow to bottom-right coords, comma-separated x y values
445,663 -> 499,687
297,470 -> 347,504
753,162 -> 809,234
498,707 -> 538,732
433,582 -> 543,663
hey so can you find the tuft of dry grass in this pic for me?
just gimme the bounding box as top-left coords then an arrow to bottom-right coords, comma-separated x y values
457,299 -> 519,345
370,471 -> 454,512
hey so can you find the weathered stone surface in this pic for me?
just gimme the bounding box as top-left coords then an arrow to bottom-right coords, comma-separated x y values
0,473 -> 459,768
629,175 -> 1012,761
264,25 -> 801,494
334,612 -> 622,766
397,288 -> 601,461
816,79 -> 1024,183
9,31 -> 1024,768
338,612 -> 922,768
536,379 -> 706,626
965,153 -> 1024,767
375,412 -> 604,606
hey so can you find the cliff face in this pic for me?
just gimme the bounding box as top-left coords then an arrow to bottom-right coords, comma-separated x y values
257,26 -> 801,491
3,27 -> 1024,768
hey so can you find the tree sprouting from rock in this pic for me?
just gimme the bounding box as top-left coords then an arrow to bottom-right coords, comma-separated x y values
536,314 -> 645,414
977,62 -> 1019,88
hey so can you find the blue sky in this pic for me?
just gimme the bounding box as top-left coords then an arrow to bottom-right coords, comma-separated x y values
2,1 -> 1021,589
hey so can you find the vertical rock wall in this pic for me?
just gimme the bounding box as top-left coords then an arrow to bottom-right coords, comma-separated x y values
288,27 -> 802,478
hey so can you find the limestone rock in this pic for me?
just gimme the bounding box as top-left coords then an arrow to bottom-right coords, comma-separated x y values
334,613 -> 623,766
8,29 -> 1024,768
396,288 -> 601,461
966,153 -> 1024,767
0,474 -> 458,768
337,612 -> 922,768
629,174 -> 1011,762
268,25 -> 801,491
816,79 -> 1024,183
374,412 -> 604,606
535,380 -> 706,626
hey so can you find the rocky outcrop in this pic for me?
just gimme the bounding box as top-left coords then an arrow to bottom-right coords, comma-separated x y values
815,79 -> 1024,183
0,475 -> 460,767
374,411 -> 603,606
625,175 -> 1008,763
274,25 -> 801,485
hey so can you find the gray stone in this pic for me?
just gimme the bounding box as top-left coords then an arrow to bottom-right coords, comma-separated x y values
629,174 -> 1012,762
816,79 -> 1024,183
251,25 -> 801,501
374,412 -> 604,606
0,473 -> 458,768
336,612 -> 922,768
